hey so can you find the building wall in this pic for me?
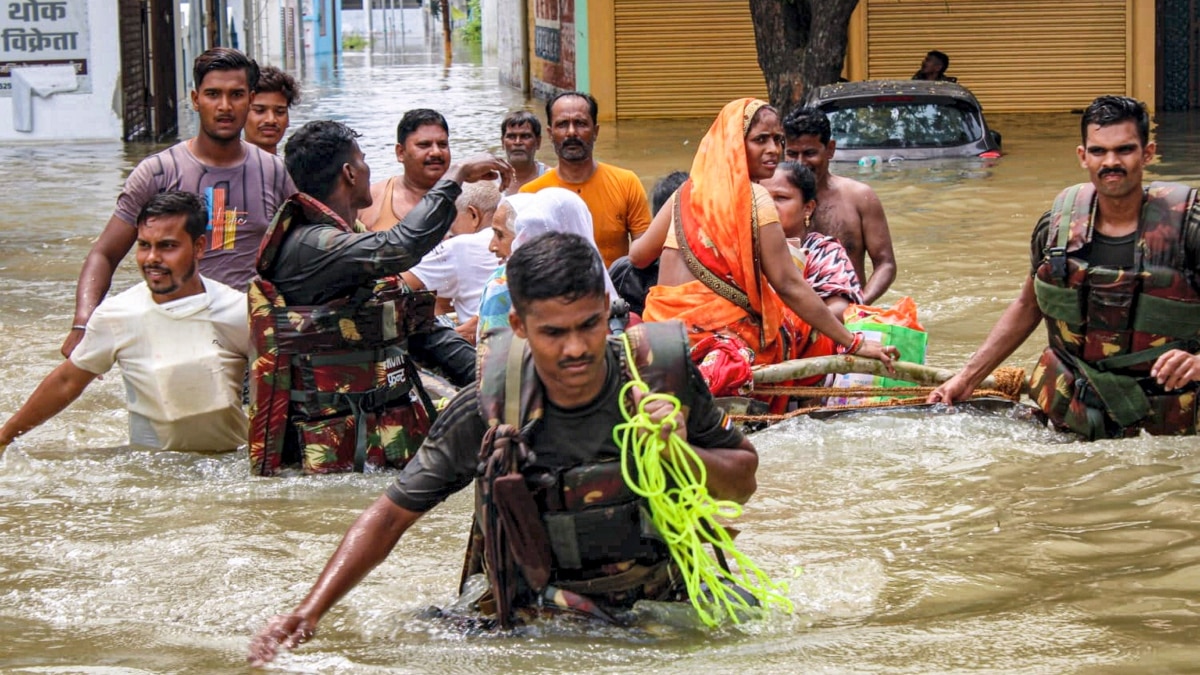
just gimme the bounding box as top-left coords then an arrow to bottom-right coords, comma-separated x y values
528,0 -> 576,101
580,0 -> 1157,120
0,0 -> 121,141
851,0 -> 1155,113
495,0 -> 527,92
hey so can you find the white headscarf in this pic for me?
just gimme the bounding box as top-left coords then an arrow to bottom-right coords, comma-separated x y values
498,193 -> 536,233
511,187 -> 618,301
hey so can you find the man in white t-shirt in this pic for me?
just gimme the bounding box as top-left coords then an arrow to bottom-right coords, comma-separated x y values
401,181 -> 503,344
0,192 -> 250,456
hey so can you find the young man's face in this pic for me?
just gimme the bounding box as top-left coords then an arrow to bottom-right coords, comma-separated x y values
510,292 -> 610,406
190,69 -> 251,143
502,122 -> 542,166
245,91 -> 290,153
785,134 -> 834,179
548,97 -> 598,163
1078,120 -> 1154,201
397,123 -> 450,186
136,214 -> 205,303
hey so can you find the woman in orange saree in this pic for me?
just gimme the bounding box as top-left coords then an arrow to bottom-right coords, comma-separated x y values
643,98 -> 895,391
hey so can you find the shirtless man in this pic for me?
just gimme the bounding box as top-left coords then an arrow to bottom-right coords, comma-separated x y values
783,106 -> 896,304
359,108 -> 451,231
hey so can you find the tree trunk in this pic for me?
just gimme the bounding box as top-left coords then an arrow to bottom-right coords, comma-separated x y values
748,0 -> 860,116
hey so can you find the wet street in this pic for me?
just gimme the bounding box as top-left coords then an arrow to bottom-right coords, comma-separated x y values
2,42 -> 1200,673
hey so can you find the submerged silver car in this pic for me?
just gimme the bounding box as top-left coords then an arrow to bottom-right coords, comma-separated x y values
803,80 -> 1002,162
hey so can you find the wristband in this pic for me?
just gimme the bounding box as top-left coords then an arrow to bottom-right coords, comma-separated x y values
71,325 -> 87,331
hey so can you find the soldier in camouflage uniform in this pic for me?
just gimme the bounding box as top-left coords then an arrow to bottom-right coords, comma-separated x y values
248,232 -> 758,665
930,96 -> 1200,439
248,120 -> 511,474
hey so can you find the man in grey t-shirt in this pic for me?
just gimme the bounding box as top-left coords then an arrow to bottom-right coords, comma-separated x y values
61,47 -> 295,358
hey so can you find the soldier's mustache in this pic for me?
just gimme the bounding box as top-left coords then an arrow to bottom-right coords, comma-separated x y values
1099,167 -> 1126,178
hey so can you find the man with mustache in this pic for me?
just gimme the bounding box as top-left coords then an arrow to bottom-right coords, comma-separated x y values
499,109 -> 548,195
244,65 -> 298,155
360,108 -> 454,231
249,231 -> 758,663
60,48 -> 294,359
247,120 -> 512,475
1,192 -> 250,456
519,91 -> 651,267
930,96 -> 1200,440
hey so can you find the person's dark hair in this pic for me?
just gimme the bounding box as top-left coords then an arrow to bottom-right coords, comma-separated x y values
927,50 -> 949,75
545,91 -> 599,125
396,109 -> 449,145
651,171 -> 689,216
285,120 -> 362,202
501,109 -> 542,138
255,65 -> 300,105
137,191 -> 208,240
777,161 -> 817,203
1081,95 -> 1150,146
193,47 -> 259,92
508,231 -> 607,314
783,106 -> 832,144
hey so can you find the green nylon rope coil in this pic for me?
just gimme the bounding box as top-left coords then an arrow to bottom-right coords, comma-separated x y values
613,334 -> 794,627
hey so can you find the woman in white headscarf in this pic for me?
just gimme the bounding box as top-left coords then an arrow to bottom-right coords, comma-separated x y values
476,187 -> 618,339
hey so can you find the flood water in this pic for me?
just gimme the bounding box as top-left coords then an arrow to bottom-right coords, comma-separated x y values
3,42 -> 1200,673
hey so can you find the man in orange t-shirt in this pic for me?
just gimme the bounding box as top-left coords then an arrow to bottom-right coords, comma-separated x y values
520,91 -> 651,267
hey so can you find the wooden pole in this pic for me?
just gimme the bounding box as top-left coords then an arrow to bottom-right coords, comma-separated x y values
751,355 -> 1014,393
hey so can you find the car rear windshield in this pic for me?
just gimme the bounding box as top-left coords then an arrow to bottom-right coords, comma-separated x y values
824,99 -> 984,149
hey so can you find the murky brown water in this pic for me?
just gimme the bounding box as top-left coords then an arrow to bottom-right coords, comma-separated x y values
3,43 -> 1200,673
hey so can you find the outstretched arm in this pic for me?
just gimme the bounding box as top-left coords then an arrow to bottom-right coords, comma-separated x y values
0,360 -> 99,450
928,275 -> 1043,404
62,215 -> 137,357
247,495 -> 423,666
760,222 -> 897,367
858,189 -> 896,304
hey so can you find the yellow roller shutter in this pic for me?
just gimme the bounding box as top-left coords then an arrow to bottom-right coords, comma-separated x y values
864,0 -> 1127,112
613,0 -> 767,120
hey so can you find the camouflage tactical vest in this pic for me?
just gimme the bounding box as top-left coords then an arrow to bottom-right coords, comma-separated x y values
248,193 -> 438,475
460,321 -> 692,626
1029,182 -> 1200,438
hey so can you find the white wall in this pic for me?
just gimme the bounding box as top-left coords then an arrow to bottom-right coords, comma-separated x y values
495,0 -> 525,92
341,7 -> 424,41
481,0 -> 498,54
0,0 -> 121,141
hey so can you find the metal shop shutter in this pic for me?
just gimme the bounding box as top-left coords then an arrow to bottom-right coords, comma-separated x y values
864,0 -> 1127,113
614,0 -> 768,119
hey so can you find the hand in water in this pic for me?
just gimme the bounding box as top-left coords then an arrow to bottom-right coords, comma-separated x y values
447,153 -> 515,192
247,613 -> 317,666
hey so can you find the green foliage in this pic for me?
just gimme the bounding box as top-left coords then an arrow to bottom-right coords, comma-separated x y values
461,0 -> 482,45
343,32 -> 369,51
